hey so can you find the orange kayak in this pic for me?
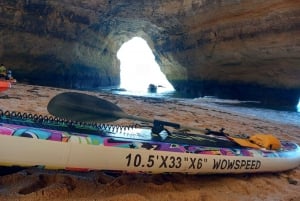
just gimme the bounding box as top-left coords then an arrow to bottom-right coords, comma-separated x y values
0,81 -> 11,92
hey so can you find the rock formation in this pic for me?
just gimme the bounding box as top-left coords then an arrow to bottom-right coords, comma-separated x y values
0,0 -> 299,106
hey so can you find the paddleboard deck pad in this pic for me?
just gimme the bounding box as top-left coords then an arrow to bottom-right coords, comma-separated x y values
0,110 -> 299,174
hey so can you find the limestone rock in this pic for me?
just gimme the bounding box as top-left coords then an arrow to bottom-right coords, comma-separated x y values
0,0 -> 299,106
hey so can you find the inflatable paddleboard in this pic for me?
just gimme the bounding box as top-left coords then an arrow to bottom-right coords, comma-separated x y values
0,81 -> 10,92
0,110 -> 299,174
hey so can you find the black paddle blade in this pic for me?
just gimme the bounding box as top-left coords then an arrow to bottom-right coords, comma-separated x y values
47,92 -> 124,123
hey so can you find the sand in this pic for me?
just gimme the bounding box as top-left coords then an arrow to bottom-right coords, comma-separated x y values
0,83 -> 299,201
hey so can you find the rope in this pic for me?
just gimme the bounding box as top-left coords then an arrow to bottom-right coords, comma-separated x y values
0,109 -> 140,135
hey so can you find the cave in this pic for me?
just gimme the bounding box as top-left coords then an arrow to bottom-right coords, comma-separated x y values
0,0 -> 299,107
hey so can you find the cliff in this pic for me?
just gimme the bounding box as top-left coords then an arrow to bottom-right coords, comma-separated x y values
0,0 -> 299,106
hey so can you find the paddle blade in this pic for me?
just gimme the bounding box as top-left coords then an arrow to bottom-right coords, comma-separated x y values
47,92 -> 124,123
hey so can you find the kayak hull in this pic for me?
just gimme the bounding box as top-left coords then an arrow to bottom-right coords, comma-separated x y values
0,122 -> 299,174
0,81 -> 10,92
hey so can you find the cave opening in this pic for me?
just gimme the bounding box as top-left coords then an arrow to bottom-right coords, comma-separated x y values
297,98 -> 300,112
117,37 -> 174,95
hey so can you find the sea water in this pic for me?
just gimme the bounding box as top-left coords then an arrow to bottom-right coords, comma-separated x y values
99,87 -> 300,127
189,97 -> 300,127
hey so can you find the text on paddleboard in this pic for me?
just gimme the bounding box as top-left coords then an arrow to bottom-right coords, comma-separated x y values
125,153 -> 262,171
125,153 -> 206,169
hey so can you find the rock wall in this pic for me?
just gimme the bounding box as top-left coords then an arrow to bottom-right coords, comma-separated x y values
0,0 -> 120,88
0,0 -> 299,106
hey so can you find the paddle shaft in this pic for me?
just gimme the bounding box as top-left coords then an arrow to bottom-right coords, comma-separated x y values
65,101 -> 206,132
111,110 -> 207,133
118,113 -> 207,133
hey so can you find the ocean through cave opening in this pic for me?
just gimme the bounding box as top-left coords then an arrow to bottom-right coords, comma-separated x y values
117,37 -> 174,95
297,98 -> 300,112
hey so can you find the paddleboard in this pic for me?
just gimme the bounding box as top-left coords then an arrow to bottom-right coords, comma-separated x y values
0,111 -> 299,174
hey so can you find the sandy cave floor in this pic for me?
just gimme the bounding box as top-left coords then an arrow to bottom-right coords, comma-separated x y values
0,83 -> 299,201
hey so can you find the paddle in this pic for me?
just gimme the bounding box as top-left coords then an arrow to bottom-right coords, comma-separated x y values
47,92 -> 207,133
48,92 -> 281,150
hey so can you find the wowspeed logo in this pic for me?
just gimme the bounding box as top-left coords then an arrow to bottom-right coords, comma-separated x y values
212,159 -> 261,170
